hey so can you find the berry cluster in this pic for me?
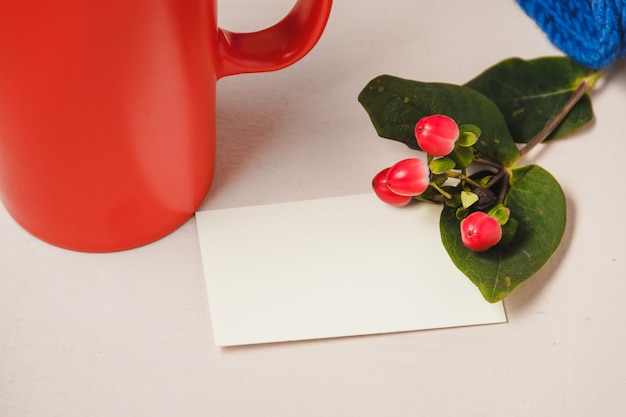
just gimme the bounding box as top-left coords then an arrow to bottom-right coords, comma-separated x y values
372,114 -> 511,252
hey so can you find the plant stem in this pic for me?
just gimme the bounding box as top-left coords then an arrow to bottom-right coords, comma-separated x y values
519,71 -> 603,157
485,169 -> 507,189
497,171 -> 510,203
446,171 -> 482,188
429,182 -> 452,199
474,157 -> 504,170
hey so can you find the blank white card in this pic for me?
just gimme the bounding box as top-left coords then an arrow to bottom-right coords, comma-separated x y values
196,194 -> 506,346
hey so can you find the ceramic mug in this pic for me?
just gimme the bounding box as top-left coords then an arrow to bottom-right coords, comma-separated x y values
0,0 -> 332,252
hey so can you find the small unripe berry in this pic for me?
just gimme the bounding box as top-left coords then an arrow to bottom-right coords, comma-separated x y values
372,167 -> 413,207
386,158 -> 430,196
460,211 -> 502,252
415,114 -> 460,157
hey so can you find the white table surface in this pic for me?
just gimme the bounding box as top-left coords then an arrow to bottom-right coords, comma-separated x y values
2,1 -> 625,415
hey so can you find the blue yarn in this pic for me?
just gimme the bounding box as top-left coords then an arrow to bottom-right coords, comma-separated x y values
516,0 -> 626,69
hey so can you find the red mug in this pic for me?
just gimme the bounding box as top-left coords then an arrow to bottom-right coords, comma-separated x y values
0,0 -> 332,252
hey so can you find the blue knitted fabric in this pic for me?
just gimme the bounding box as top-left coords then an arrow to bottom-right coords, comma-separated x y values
516,0 -> 626,69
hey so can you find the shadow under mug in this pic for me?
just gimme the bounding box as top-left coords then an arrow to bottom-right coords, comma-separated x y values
0,0 -> 332,252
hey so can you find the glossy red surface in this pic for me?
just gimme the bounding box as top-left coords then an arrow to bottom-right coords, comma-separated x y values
0,0 -> 332,251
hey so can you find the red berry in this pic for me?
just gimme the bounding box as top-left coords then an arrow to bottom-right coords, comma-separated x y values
386,158 -> 430,196
460,212 -> 502,252
415,114 -> 460,157
372,167 -> 413,207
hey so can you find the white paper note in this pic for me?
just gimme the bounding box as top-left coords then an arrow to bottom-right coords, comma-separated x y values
196,194 -> 506,346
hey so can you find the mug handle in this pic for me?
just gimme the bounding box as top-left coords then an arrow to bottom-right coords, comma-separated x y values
216,0 -> 332,78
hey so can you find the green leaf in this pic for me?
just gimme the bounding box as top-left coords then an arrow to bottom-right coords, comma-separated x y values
487,204 -> 510,226
440,164 -> 566,303
358,75 -> 520,166
464,57 -> 594,143
457,124 -> 481,148
457,132 -> 479,148
448,143 -> 474,170
460,191 -> 479,208
429,157 -> 456,174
